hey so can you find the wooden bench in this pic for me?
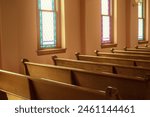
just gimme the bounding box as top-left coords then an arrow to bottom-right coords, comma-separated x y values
22,59 -> 150,99
22,59 -> 73,84
0,69 -> 114,100
135,45 -> 150,49
75,52 -> 150,68
30,78 -> 118,100
124,47 -> 150,52
52,56 -> 150,78
95,50 -> 150,60
0,70 -> 31,100
110,48 -> 150,56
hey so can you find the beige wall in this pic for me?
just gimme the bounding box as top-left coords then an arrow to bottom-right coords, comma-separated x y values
0,0 -> 81,73
127,0 -> 150,47
0,0 -> 2,68
0,0 -> 150,73
0,0 -> 20,72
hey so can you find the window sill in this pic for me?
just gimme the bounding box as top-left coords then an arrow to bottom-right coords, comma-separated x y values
138,41 -> 148,44
37,48 -> 67,56
101,43 -> 117,48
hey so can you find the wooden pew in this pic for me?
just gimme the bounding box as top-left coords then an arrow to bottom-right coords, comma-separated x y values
75,52 -> 150,68
30,78 -> 118,100
22,59 -> 150,99
95,50 -> 150,60
22,59 -> 72,84
110,48 -> 150,56
72,70 -> 150,100
0,70 -> 31,100
135,45 -> 150,49
124,47 -> 150,52
52,56 -> 150,78
0,69 -> 115,100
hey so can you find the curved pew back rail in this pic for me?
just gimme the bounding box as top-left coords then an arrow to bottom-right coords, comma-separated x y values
94,50 -> 150,60
135,45 -> 150,49
52,56 -> 150,78
22,59 -> 150,99
124,47 -> 150,52
75,52 -> 150,68
111,48 -> 150,56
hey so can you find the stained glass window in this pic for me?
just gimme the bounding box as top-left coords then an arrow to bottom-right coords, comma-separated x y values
101,0 -> 112,43
138,0 -> 145,41
38,0 -> 57,48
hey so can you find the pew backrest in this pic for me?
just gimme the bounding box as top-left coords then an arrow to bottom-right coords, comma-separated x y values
111,48 -> 150,56
30,78 -> 119,100
71,70 -> 150,99
75,52 -> 150,68
95,50 -> 150,60
52,56 -> 150,78
22,59 -> 150,99
0,69 -> 118,100
0,70 -> 31,99
22,59 -> 72,84
124,47 -> 150,52
76,52 -> 134,66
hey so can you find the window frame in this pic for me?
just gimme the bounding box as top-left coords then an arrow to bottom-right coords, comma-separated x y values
138,0 -> 146,42
100,0 -> 117,48
101,0 -> 114,45
36,0 -> 66,55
